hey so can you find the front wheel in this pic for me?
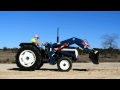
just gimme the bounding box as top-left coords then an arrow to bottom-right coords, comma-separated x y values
57,57 -> 72,72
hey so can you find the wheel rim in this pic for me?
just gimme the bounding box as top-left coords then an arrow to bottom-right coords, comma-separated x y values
19,50 -> 36,67
59,60 -> 70,70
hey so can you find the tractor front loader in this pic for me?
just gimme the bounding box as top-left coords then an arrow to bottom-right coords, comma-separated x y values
15,30 -> 99,72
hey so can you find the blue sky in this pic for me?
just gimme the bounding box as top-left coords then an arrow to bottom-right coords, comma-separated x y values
0,11 -> 120,49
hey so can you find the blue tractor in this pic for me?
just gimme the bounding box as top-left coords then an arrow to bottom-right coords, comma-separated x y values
15,30 -> 99,71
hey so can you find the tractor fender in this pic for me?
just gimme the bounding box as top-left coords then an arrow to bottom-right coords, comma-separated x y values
19,43 -> 40,51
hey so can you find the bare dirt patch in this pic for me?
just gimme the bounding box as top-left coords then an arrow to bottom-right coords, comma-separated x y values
0,62 -> 120,79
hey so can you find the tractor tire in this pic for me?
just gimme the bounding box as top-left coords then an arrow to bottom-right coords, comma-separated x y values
57,57 -> 72,72
36,61 -> 44,70
15,45 -> 42,71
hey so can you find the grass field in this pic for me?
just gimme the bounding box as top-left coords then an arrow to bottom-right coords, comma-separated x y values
0,51 -> 120,63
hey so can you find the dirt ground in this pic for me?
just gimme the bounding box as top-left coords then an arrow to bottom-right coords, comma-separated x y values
0,62 -> 120,79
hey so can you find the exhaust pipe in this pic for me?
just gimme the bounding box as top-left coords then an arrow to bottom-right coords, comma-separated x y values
89,50 -> 99,64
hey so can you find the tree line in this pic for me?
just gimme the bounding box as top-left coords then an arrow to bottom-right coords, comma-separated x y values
2,47 -> 19,53
77,47 -> 120,57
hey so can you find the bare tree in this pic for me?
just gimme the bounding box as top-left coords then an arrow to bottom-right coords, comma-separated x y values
101,33 -> 119,57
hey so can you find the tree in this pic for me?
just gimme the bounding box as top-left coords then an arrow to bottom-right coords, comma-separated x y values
3,47 -> 7,51
101,33 -> 119,57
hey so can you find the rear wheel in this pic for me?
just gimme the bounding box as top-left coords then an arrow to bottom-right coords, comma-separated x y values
57,57 -> 72,72
15,45 -> 42,71
36,61 -> 44,70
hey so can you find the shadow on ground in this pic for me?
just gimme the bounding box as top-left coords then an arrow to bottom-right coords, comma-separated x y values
8,68 -> 58,71
73,69 -> 89,71
8,68 -> 89,72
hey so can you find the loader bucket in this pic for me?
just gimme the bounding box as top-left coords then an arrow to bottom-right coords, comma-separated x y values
89,50 -> 99,64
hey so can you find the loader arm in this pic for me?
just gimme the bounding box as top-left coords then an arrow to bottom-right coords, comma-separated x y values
52,37 -> 99,64
59,37 -> 92,53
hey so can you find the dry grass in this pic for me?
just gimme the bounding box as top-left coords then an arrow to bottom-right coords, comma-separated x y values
0,52 -> 16,63
0,51 -> 120,63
